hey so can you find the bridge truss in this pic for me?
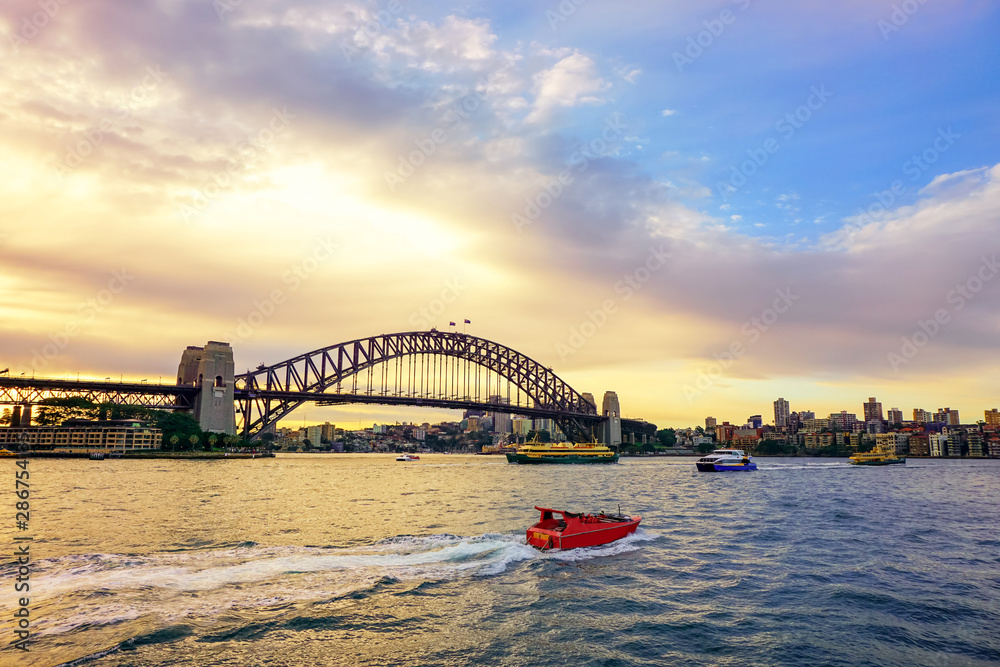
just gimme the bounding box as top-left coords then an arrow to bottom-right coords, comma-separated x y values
0,377 -> 197,411
234,330 -> 603,441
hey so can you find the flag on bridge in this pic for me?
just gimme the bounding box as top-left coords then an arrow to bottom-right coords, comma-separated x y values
464,319 -> 471,324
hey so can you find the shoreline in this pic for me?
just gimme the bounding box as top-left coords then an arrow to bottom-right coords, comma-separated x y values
10,451 -> 275,459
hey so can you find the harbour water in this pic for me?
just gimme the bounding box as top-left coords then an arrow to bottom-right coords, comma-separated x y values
2,455 -> 999,666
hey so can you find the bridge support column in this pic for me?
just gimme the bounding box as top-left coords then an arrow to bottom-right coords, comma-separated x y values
177,342 -> 236,435
602,391 -> 622,448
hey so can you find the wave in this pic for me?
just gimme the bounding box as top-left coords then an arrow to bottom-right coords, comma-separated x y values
20,530 -> 657,641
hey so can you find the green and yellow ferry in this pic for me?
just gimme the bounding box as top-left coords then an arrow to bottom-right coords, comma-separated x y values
505,440 -> 619,464
849,448 -> 905,466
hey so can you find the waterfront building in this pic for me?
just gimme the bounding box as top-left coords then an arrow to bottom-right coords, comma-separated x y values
731,434 -> 759,448
988,437 -> 1000,458
715,422 -> 736,444
935,407 -> 960,426
691,435 -> 713,448
802,417 -> 830,432
705,416 -> 717,430
0,419 -> 161,453
306,425 -> 322,444
908,434 -> 930,456
774,398 -> 790,428
487,395 -> 512,434
321,422 -> 336,441
845,432 -> 873,450
829,411 -> 858,431
787,411 -> 801,433
928,434 -> 946,457
876,432 -> 909,455
864,419 -> 884,434
863,397 -> 884,422
533,418 -> 554,435
804,432 -> 835,448
968,432 -> 984,457
466,416 -> 481,432
512,418 -> 533,436
985,409 -> 1000,428
946,432 -> 963,457
887,408 -> 903,425
913,408 -> 932,423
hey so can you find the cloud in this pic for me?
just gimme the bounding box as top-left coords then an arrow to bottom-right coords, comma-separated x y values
525,52 -> 610,123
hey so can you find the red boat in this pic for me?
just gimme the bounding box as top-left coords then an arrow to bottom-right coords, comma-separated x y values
526,506 -> 641,550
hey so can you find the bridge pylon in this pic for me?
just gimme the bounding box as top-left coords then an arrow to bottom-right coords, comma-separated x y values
177,341 -> 236,435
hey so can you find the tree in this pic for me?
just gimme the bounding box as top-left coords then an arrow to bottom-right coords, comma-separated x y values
34,397 -> 99,426
696,441 -> 715,454
0,408 -> 10,426
188,434 -> 200,449
169,435 -> 180,452
756,439 -> 787,455
152,411 -> 203,449
302,438 -> 313,451
656,428 -> 677,447
537,430 -> 552,443
207,434 -> 218,451
98,403 -> 154,422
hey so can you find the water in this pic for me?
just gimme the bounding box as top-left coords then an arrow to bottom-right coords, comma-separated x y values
2,455 -> 999,666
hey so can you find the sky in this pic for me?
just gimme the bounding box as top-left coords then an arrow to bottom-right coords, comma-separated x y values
1,0 -> 998,431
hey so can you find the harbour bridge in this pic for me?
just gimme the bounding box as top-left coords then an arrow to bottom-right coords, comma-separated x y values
1,331 -> 652,443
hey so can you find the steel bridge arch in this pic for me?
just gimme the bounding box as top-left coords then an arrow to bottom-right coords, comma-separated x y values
234,330 -> 601,441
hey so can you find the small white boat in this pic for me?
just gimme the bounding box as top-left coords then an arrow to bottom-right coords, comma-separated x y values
696,449 -> 756,472
395,454 -> 419,461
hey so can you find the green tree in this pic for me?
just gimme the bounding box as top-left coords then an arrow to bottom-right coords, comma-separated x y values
100,403 -> 153,421
756,439 -> 787,455
537,430 -> 552,443
34,397 -> 100,426
656,428 -> 677,447
697,441 -> 715,454
188,434 -> 200,450
152,411 -> 203,449
169,435 -> 180,452
207,434 -> 218,451
1,408 -> 10,426
302,438 -> 313,451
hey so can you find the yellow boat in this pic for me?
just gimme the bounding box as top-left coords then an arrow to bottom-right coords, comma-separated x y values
849,448 -> 905,466
505,439 -> 619,464
0,448 -> 17,457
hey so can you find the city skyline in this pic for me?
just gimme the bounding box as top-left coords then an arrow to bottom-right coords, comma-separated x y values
1,1 -> 998,430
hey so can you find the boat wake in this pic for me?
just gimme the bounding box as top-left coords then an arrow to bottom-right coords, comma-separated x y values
16,530 -> 658,650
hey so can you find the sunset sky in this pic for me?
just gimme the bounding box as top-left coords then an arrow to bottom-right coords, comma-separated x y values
1,0 -> 998,430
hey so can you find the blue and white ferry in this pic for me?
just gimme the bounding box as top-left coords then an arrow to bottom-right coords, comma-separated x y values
696,449 -> 757,472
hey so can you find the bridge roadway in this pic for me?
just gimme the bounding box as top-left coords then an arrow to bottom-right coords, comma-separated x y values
0,376 -> 604,428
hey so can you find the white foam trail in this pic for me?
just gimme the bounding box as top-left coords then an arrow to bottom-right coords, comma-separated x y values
32,534 -> 535,598
25,531 -> 655,637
